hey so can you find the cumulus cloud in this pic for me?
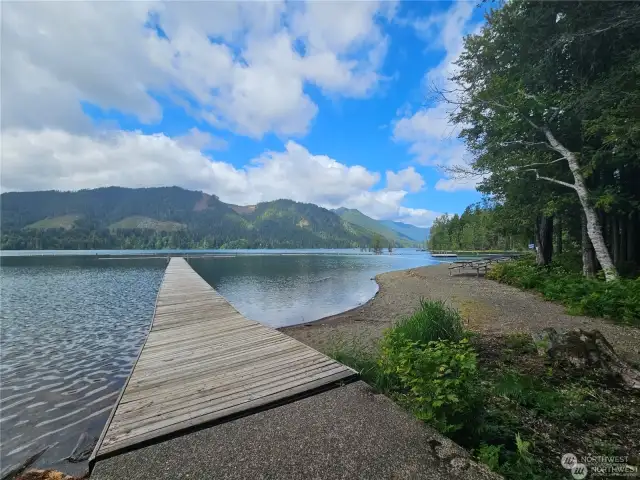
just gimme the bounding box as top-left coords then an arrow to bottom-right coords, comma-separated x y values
0,0 -> 444,226
176,128 -> 228,151
385,167 -> 424,192
393,3 -> 481,193
1,129 -> 439,227
1,1 -> 394,138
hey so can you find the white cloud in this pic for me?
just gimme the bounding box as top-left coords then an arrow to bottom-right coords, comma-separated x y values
1,129 -> 439,227
385,167 -> 424,192
434,177 -> 479,192
1,1 -> 394,138
393,3 -> 481,193
0,0 -> 444,227
393,102 -> 459,147
176,128 -> 228,151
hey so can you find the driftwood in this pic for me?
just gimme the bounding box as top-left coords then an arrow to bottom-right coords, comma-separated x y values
532,328 -> 640,389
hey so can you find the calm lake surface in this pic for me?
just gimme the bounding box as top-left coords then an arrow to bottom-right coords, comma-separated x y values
0,249 -> 440,474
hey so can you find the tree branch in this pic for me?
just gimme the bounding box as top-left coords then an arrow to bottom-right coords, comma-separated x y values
524,169 -> 576,190
500,140 -> 553,150
518,157 -> 567,169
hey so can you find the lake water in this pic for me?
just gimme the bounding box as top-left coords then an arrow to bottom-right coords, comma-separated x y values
0,249 -> 440,475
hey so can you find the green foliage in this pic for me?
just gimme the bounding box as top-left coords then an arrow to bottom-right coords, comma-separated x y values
476,444 -> 503,471
428,204 -> 529,252
328,300 -> 629,480
108,216 -> 184,232
450,0 -> 640,277
327,344 -> 396,393
391,299 -> 465,345
488,257 -> 640,324
371,233 -> 383,254
0,187 -> 378,250
493,370 -> 605,426
379,337 -> 480,433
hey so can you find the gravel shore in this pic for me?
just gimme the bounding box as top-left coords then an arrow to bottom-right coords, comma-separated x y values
282,263 -> 640,363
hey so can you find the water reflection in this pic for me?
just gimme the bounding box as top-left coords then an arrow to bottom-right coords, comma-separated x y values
190,250 -> 438,327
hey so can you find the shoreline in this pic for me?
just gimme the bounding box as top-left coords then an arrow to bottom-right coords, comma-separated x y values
282,263 -> 640,362
281,276 -> 384,329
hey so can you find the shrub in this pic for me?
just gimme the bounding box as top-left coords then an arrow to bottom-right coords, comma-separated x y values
392,298 -> 465,344
379,335 -> 480,433
487,258 -> 640,325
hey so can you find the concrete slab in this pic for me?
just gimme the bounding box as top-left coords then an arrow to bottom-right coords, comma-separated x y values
92,381 -> 499,480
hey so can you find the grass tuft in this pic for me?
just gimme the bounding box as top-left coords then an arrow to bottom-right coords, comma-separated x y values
392,298 -> 465,344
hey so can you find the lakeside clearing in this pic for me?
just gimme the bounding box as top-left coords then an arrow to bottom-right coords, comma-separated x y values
282,263 -> 640,363
282,263 -> 640,479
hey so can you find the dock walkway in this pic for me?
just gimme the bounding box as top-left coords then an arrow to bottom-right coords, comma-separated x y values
91,257 -> 356,462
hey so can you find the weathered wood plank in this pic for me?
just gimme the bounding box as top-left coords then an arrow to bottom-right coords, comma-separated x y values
92,257 -> 356,462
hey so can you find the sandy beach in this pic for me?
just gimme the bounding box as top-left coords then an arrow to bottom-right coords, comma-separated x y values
282,263 -> 640,363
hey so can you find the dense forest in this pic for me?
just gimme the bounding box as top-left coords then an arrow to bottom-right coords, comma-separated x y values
428,204 -> 530,252
437,0 -> 640,280
0,187 -> 379,250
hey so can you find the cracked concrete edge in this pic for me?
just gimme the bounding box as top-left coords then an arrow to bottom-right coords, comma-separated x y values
366,387 -> 503,480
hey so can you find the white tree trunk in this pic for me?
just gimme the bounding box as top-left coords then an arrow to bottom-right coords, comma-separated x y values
542,128 -> 619,281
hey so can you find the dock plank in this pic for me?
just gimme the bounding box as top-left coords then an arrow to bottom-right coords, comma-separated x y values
92,257 -> 356,461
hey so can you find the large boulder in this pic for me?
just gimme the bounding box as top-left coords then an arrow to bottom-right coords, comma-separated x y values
532,327 -> 640,389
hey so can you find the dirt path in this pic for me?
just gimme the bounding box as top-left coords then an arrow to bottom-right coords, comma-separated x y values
282,263 -> 640,363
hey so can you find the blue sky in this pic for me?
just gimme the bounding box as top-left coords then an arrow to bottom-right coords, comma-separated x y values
2,1 -> 488,227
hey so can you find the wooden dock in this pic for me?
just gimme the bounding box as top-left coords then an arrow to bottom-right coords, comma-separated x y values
91,257 -> 356,461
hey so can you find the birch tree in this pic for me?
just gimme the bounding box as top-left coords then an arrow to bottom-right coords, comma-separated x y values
447,0 -> 640,281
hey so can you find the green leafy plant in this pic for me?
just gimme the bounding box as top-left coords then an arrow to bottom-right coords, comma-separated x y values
514,433 -> 533,464
477,444 -> 503,471
379,335 -> 480,433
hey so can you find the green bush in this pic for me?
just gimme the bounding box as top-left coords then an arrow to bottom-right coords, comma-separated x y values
379,335 -> 480,433
392,298 -> 465,344
476,444 -> 503,471
487,258 -> 640,325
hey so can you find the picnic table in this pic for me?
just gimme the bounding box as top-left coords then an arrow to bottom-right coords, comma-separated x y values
448,256 -> 512,276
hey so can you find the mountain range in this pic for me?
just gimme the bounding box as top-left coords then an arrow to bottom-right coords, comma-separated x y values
332,208 -> 429,245
0,187 -> 428,250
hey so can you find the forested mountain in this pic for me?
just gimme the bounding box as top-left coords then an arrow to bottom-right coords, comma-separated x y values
332,208 -> 417,246
0,187 -> 379,250
379,220 -> 430,243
